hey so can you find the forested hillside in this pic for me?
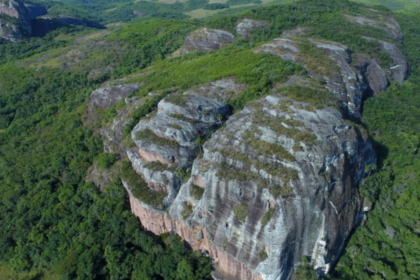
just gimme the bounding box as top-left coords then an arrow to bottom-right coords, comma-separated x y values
19,0 -> 293,24
0,19 -> 212,280
0,0 -> 419,279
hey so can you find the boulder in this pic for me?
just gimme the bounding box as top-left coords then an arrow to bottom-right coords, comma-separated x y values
179,27 -> 235,54
255,37 -> 407,120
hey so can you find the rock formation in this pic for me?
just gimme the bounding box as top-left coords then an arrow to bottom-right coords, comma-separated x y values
178,27 -> 236,54
254,35 -> 408,120
345,14 -> 403,41
92,10 -> 409,280
0,0 -> 32,41
0,0 -> 104,41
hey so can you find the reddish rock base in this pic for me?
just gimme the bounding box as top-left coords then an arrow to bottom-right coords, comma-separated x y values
128,193 -> 259,280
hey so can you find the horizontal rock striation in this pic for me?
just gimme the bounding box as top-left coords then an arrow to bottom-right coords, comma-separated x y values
125,92 -> 232,209
126,90 -> 376,279
89,84 -> 140,110
131,93 -> 231,168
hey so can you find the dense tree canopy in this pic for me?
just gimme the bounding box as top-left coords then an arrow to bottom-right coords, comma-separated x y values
0,0 -> 420,279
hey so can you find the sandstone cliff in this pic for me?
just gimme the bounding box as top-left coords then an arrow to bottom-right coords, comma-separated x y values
0,0 -> 31,41
91,8 -> 409,280
123,86 -> 377,279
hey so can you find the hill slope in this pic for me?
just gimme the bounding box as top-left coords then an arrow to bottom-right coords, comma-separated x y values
0,0 -> 419,279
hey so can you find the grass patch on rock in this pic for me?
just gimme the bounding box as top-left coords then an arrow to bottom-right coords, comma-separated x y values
182,201 -> 194,220
143,161 -> 169,172
190,184 -> 205,200
135,128 -> 179,150
233,202 -> 248,222
259,250 -> 268,261
121,161 -> 167,209
165,94 -> 188,106
261,207 -> 274,227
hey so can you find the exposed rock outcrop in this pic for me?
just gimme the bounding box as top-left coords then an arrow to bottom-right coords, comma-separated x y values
345,14 -> 402,41
236,18 -> 268,39
183,94 -> 376,279
126,90 -> 376,279
94,10 -> 408,280
0,0 -> 32,41
101,96 -> 145,154
86,84 -> 143,154
178,27 -> 235,54
130,92 -> 231,169
89,84 -> 140,110
184,79 -> 248,103
254,36 -> 408,120
255,38 -> 300,62
23,3 -> 47,19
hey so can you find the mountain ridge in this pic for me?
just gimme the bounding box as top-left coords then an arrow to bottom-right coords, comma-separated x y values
0,0 -> 419,279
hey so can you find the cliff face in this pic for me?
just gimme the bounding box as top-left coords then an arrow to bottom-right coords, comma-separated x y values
23,3 -> 47,19
177,27 -> 236,54
91,10 -> 409,280
125,90 -> 376,279
0,0 -> 32,41
184,95 -> 375,279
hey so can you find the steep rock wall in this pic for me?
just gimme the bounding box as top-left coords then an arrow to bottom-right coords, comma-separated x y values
94,13 -> 409,280
123,89 -> 376,279
0,0 -> 32,41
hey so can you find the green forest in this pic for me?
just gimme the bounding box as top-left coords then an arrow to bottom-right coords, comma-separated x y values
332,9 -> 420,279
0,0 -> 420,279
